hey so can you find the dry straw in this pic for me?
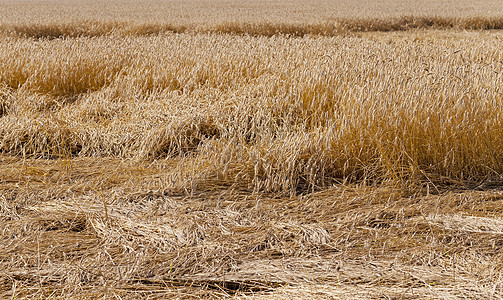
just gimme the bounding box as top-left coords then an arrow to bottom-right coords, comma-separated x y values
1,31 -> 503,192
2,0 -> 503,298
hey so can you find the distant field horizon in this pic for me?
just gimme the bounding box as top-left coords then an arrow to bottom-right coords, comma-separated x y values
1,0 -> 503,38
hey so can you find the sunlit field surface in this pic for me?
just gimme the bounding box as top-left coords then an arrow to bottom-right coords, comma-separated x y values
2,0 -> 503,298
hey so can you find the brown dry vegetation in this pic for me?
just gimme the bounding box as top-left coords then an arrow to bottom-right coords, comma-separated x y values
2,0 -> 503,299
1,0 -> 503,38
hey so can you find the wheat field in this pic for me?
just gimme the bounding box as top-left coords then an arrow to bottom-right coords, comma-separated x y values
2,0 -> 503,299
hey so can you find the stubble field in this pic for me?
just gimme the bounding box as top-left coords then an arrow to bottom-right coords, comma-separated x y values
2,0 -> 503,298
